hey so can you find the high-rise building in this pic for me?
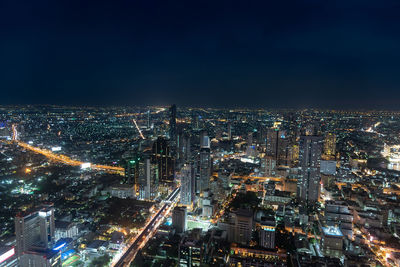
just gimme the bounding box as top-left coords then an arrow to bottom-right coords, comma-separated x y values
323,133 -> 336,159
151,137 -> 175,183
139,157 -> 159,200
233,209 -> 253,245
15,204 -> 55,256
227,122 -> 232,140
266,128 -> 279,159
324,200 -> 353,239
266,128 -> 290,166
200,132 -> 209,148
259,223 -> 276,249
147,110 -> 150,129
172,206 -> 187,234
180,164 -> 194,208
177,132 -> 191,165
199,145 -> 211,193
125,154 -> 141,185
247,132 -> 253,146
169,104 -> 177,142
262,156 -> 276,177
19,249 -> 61,267
297,135 -> 323,204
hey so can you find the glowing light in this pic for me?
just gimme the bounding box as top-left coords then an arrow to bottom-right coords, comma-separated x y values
81,163 -> 91,169
53,242 -> 66,251
133,119 -> 145,140
0,247 -> 15,263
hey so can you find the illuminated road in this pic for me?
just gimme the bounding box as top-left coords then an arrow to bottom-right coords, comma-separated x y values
113,187 -> 180,267
12,124 -> 124,175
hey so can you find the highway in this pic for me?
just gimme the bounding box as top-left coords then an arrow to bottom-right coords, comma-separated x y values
113,187 -> 180,267
11,124 -> 125,175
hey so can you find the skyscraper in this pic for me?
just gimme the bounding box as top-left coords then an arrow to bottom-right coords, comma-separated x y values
266,128 -> 279,159
147,110 -> 150,129
172,206 -> 187,234
227,122 -> 232,140
297,135 -> 323,204
233,209 -> 253,245
266,128 -> 289,165
323,133 -> 336,159
15,204 -> 55,256
169,104 -> 177,142
151,137 -> 175,183
180,164 -> 194,208
139,156 -> 159,200
199,137 -> 211,193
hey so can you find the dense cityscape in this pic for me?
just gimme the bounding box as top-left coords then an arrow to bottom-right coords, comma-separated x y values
0,105 -> 400,266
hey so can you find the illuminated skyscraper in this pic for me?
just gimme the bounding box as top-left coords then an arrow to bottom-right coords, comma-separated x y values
151,137 -> 175,183
266,128 -> 289,165
169,104 -> 177,142
323,133 -> 336,159
297,135 -> 323,204
199,138 -> 211,193
139,156 -> 159,200
180,164 -> 194,208
266,128 -> 279,159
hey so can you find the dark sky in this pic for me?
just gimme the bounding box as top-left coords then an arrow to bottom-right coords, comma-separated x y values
1,0 -> 400,109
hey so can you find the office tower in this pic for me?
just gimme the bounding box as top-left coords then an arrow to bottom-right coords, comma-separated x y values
172,206 -> 187,234
262,156 -> 276,177
321,226 -> 344,258
125,155 -> 141,185
256,126 -> 266,145
15,204 -> 55,256
139,157 -> 159,200
177,132 -> 191,164
20,250 -> 61,267
199,144 -> 211,193
320,160 -> 337,175
233,209 -> 253,245
247,132 -> 253,146
297,135 -> 323,204
277,133 -> 289,166
266,128 -> 289,165
259,223 -> 276,249
200,131 -> 209,148
169,104 -> 177,141
266,128 -> 279,159
324,200 -> 353,239
147,110 -> 150,129
180,164 -> 194,207
323,133 -> 336,159
255,210 -> 276,249
151,137 -> 175,183
179,237 -> 202,267
227,122 -> 232,140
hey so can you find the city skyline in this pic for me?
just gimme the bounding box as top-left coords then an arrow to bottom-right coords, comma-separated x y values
1,1 -> 400,266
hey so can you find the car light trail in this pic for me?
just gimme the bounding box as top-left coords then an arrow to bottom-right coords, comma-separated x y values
12,126 -> 124,175
133,119 -> 145,140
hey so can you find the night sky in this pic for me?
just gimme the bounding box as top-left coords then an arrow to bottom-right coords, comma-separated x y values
1,0 -> 400,109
